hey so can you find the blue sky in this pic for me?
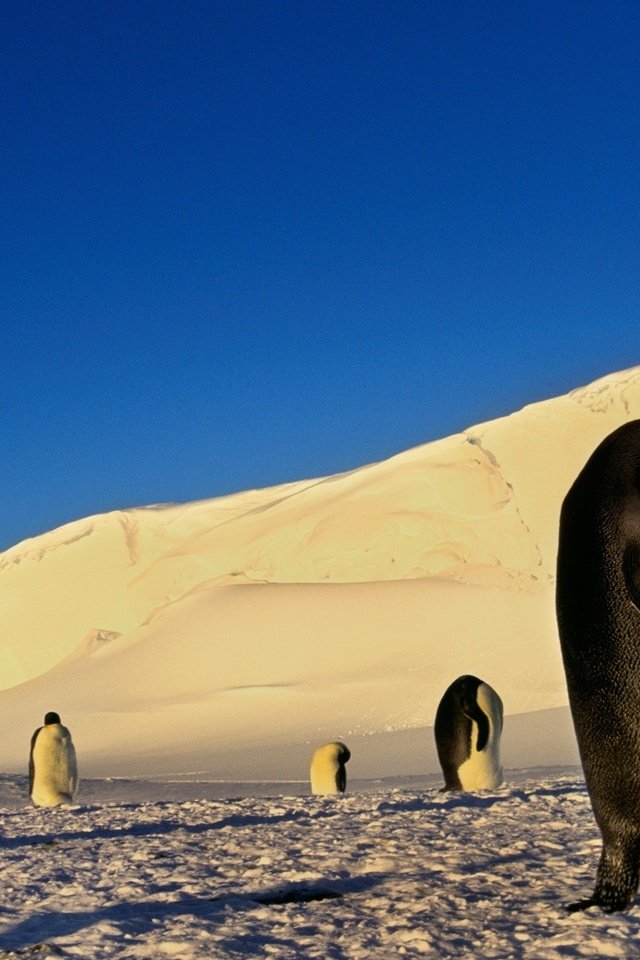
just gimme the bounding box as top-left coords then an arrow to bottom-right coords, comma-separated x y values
1,0 -> 639,551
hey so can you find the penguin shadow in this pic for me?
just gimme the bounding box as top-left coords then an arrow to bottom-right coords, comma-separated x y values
3,804 -> 339,851
0,873 -> 389,953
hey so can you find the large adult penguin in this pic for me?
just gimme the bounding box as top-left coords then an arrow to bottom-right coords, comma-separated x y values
557,419 -> 640,912
29,711 -> 79,807
310,741 -> 350,795
434,675 -> 504,791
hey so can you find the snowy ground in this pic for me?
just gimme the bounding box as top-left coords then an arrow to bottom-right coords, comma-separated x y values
2,769 -> 640,959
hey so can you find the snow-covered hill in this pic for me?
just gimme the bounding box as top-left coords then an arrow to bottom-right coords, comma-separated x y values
1,367 -> 639,778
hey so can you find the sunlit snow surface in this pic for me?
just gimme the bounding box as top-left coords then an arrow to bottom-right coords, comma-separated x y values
1,770 -> 639,959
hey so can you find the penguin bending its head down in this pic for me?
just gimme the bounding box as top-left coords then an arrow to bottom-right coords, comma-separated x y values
310,741 -> 350,795
557,419 -> 640,912
29,711 -> 78,807
434,675 -> 504,791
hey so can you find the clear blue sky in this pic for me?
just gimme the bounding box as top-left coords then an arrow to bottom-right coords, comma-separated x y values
1,0 -> 639,551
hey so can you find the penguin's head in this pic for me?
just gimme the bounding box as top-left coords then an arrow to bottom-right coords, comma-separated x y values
44,711 -> 61,725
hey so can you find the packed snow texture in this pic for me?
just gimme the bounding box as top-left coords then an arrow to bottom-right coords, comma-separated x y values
1,368 -> 639,779
1,771 -> 639,959
2,370 -> 640,956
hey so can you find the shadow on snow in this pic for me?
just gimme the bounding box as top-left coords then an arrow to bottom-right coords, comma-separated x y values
0,874 -> 389,953
1,805 -> 341,851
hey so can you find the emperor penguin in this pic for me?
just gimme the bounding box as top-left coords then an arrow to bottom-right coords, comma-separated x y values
434,675 -> 504,791
29,711 -> 79,807
310,741 -> 350,795
557,419 -> 640,912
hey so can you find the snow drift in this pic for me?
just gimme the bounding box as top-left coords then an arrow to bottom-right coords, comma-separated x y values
1,367 -> 639,778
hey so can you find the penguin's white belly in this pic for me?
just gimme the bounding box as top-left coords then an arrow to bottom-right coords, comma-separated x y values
311,765 -> 339,795
32,727 -> 78,807
457,683 -> 503,790
310,744 -> 342,795
457,737 -> 502,789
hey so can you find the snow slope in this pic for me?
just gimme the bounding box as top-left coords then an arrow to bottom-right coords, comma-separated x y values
1,770 -> 638,959
0,367 -> 639,778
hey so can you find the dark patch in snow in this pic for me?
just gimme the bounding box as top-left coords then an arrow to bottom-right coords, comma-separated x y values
252,887 -> 342,905
250,872 -> 387,907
